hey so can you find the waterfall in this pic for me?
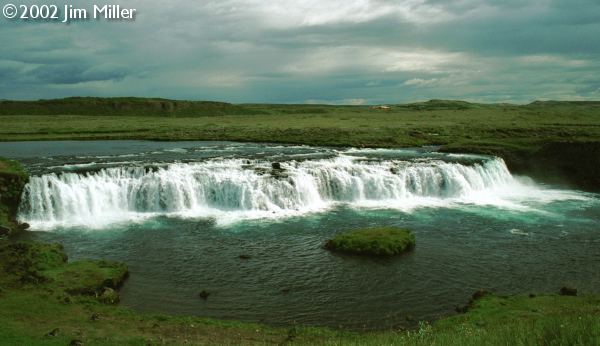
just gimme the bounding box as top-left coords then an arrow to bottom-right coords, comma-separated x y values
18,156 -> 516,229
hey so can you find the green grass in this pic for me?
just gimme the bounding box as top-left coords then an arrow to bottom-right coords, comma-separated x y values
1,289 -> 598,346
1,100 -> 600,343
1,99 -> 599,151
0,241 -> 127,290
0,157 -> 29,232
0,97 -> 267,117
325,227 -> 416,257
2,98 -> 600,190
0,157 -> 28,178
1,238 -> 599,345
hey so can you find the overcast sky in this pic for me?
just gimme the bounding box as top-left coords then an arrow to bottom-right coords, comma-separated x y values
1,0 -> 599,104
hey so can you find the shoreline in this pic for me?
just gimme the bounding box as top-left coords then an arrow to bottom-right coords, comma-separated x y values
2,98 -> 599,191
1,116 -> 600,342
1,236 -> 599,345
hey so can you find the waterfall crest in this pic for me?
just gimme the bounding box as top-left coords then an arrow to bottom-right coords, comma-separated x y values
18,156 -> 515,228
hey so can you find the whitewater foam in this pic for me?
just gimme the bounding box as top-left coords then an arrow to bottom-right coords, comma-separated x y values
17,154 -> 589,230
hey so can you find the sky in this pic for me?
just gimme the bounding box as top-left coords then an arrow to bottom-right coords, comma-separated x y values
0,0 -> 599,104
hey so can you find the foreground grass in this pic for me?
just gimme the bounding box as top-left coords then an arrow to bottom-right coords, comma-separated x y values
1,239 -> 599,345
325,227 -> 415,257
2,289 -> 599,345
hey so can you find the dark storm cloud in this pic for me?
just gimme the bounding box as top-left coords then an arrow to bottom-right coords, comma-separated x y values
0,0 -> 598,103
29,63 -> 128,84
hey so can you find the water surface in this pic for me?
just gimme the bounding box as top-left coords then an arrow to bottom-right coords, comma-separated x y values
2,140 -> 598,329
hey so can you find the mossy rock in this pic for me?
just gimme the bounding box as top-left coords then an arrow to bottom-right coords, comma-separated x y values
98,287 -> 120,304
0,241 -> 128,303
0,157 -> 29,232
45,260 -> 129,296
325,227 -> 415,257
0,242 -> 68,284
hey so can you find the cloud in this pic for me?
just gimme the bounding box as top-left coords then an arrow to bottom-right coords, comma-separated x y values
26,63 -> 128,84
306,98 -> 368,105
0,0 -> 599,103
200,0 -> 455,28
404,78 -> 440,87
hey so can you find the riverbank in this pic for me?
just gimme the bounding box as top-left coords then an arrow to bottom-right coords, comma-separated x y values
0,155 -> 599,344
0,157 -> 28,235
1,237 -> 599,345
1,99 -> 600,191
1,99 -> 600,343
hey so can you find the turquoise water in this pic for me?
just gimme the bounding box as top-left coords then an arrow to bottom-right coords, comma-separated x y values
2,141 -> 599,329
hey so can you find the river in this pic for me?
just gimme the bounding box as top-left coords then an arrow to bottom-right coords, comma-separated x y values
1,140 -> 598,329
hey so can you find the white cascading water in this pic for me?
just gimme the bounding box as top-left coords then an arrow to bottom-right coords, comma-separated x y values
18,155 -> 516,229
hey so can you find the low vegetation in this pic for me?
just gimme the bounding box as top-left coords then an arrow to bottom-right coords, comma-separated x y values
0,97 -> 266,117
1,98 -> 600,190
325,227 -> 416,257
0,157 -> 29,234
1,237 -> 599,345
1,103 -> 599,344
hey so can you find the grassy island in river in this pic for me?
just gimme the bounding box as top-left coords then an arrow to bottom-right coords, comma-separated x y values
325,227 -> 415,257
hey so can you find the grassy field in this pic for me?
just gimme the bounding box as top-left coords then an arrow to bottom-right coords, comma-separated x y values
1,100 -> 599,150
1,239 -> 598,346
3,98 -> 600,190
1,101 -> 600,344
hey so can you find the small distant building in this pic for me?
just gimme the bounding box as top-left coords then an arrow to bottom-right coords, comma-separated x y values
370,105 -> 391,110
